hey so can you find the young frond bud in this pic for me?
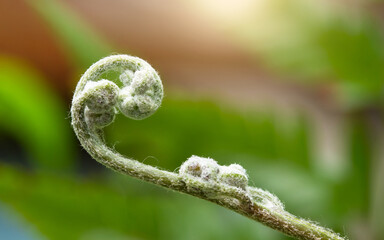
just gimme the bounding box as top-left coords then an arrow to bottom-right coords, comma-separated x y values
179,155 -> 220,181
218,164 -> 248,189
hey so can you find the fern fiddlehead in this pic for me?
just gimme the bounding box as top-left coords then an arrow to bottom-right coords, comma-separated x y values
71,54 -> 346,240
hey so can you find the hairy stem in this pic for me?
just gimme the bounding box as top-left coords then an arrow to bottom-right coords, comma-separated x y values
71,54 -> 346,240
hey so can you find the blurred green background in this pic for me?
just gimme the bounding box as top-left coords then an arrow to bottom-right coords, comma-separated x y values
0,0 -> 383,239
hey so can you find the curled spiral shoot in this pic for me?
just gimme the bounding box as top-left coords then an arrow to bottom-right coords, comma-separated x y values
71,54 -> 346,240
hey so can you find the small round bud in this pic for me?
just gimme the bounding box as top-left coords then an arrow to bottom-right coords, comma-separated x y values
179,155 -> 220,181
85,107 -> 116,128
84,80 -> 119,113
218,164 -> 248,189
247,187 -> 284,210
119,70 -> 134,85
117,69 -> 163,120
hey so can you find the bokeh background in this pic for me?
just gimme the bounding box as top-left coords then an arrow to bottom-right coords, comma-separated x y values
1,0 -> 383,239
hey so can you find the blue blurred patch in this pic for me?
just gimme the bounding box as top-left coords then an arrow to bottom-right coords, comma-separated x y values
0,202 -> 44,240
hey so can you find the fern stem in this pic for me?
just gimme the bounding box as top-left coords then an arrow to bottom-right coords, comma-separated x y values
71,54 -> 346,240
